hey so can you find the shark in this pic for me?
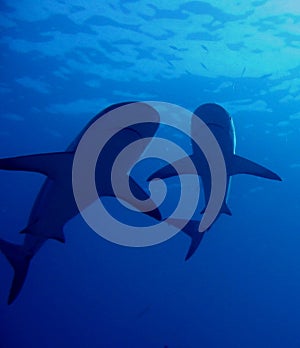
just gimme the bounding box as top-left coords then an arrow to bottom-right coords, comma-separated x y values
0,101 -> 163,304
147,103 -> 282,260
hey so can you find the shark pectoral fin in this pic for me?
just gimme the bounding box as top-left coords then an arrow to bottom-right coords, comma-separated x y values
0,238 -> 31,305
230,155 -> 282,181
147,156 -> 196,181
0,152 -> 74,179
20,225 -> 65,243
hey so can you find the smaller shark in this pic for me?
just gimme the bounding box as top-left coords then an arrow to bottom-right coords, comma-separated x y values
0,101 -> 162,304
148,103 -> 282,260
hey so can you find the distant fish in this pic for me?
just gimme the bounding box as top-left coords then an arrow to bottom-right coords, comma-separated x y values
137,305 -> 151,318
260,73 -> 272,79
200,62 -> 208,71
240,66 -> 246,78
166,60 -> 174,68
169,45 -> 179,50
201,44 -> 209,52
169,45 -> 187,52
232,66 -> 246,91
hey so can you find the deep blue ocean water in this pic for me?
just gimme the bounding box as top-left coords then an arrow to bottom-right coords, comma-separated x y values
0,1 -> 299,347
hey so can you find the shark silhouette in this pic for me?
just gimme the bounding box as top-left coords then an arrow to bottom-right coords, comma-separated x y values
148,103 -> 282,260
0,101 -> 164,304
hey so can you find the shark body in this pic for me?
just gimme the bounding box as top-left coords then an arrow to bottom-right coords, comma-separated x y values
148,103 -> 282,260
0,101 -> 162,304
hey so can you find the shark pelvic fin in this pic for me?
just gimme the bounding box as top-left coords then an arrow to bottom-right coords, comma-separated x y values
0,152 -> 74,179
230,155 -> 282,181
220,202 -> 232,216
0,238 -> 32,305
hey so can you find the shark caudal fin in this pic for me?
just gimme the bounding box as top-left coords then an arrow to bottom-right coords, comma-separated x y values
182,220 -> 206,260
167,219 -> 205,260
0,239 -> 31,304
230,155 -> 282,181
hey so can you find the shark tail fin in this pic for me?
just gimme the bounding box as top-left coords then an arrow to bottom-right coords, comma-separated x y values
183,223 -> 206,261
0,239 -> 31,305
231,155 -> 282,181
167,219 -> 205,260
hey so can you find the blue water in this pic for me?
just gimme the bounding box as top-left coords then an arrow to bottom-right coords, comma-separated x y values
0,1 -> 299,347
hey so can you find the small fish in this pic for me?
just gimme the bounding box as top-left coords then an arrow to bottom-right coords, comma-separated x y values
166,60 -> 174,68
260,73 -> 272,79
232,66 -> 246,91
169,45 -> 187,52
240,66 -> 246,78
201,44 -> 209,52
137,305 -> 151,318
200,62 -> 208,71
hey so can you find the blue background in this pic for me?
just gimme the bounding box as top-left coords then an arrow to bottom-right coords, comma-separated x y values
0,1 -> 299,347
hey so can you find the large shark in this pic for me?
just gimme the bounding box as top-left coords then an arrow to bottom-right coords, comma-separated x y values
148,103 -> 282,260
0,101 -> 163,304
